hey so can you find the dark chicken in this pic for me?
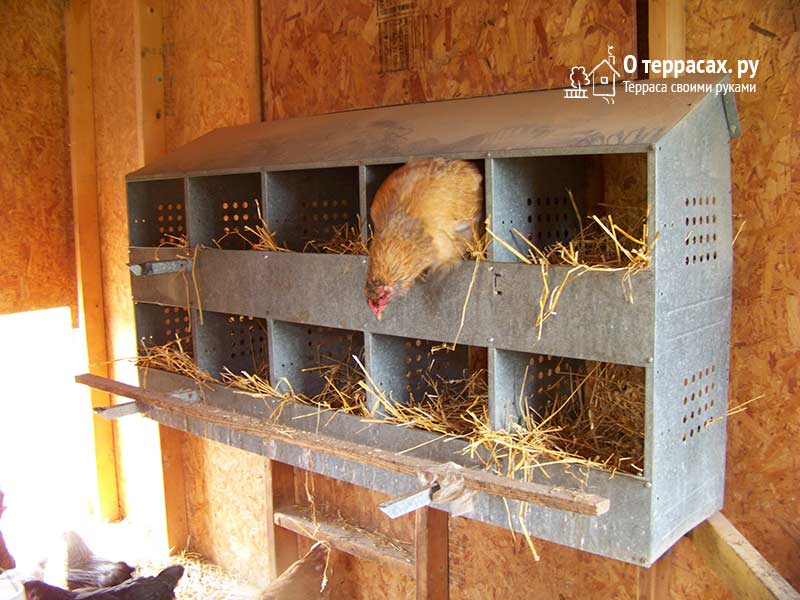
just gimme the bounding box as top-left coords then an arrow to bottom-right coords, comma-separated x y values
365,158 -> 483,320
23,564 -> 183,600
64,531 -> 134,591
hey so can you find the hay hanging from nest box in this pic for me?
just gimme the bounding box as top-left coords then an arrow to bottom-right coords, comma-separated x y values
303,217 -> 370,255
214,199 -> 370,255
486,190 -> 657,340
136,337 -> 214,390
135,339 -> 646,476
213,201 -> 291,252
360,359 -> 645,477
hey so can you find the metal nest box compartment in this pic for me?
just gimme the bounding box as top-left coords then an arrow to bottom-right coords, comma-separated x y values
126,73 -> 738,566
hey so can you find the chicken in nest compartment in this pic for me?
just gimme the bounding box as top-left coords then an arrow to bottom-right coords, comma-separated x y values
365,158 -> 484,320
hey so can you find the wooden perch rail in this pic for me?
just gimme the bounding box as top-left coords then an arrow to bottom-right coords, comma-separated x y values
75,373 -> 610,517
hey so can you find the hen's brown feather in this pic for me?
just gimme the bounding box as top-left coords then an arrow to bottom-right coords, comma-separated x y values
366,159 -> 483,313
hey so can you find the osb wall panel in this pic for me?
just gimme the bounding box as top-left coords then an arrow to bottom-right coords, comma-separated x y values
91,0 -> 166,526
262,0 -> 637,119
162,0 -> 261,150
182,435 -> 271,587
450,519 -> 637,600
0,0 -> 76,316
686,0 -> 800,590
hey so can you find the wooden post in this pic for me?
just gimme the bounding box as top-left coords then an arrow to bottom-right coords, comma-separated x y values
136,0 -> 167,162
65,0 -> 121,522
415,507 -> 449,600
689,513 -> 800,600
266,460 -> 300,580
636,547 -> 673,600
648,0 -> 685,67
246,0 -> 263,123
134,0 -> 189,552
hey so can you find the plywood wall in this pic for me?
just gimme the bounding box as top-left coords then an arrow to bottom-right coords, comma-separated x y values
182,435 -> 271,587
262,0 -> 637,118
88,0 -> 264,529
0,0 -> 76,316
162,0 -> 262,149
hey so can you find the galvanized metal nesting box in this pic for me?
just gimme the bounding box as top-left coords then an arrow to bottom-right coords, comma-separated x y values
127,73 -> 738,566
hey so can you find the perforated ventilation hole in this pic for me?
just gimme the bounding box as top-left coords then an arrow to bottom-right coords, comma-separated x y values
303,325 -> 359,363
225,314 -> 268,361
522,354 -> 567,404
137,305 -> 192,357
517,195 -> 576,248
680,362 -> 719,443
160,305 -> 191,338
220,197 -> 260,243
149,201 -> 185,245
683,196 -> 720,267
397,338 -> 463,398
297,197 -> 353,243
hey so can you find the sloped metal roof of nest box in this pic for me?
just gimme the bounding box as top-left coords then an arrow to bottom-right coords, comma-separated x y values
128,73 -> 739,179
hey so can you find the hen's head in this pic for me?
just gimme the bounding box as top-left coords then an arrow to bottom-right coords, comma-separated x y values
365,280 -> 394,321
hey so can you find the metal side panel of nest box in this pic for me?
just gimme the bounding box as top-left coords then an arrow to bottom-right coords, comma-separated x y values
647,90 -> 733,559
127,74 -> 736,180
138,368 -> 657,565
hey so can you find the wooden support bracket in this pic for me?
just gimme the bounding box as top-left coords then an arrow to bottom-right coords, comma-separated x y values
648,0 -> 686,67
689,513 -> 800,600
636,546 -> 673,600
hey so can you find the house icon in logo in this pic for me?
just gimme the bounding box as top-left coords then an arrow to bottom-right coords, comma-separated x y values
565,46 -> 621,104
588,46 -> 621,103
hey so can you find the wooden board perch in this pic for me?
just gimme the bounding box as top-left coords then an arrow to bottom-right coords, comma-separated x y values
274,505 -> 415,576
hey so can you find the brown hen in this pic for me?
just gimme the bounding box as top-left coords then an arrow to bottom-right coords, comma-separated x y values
258,542 -> 329,600
365,158 -> 483,319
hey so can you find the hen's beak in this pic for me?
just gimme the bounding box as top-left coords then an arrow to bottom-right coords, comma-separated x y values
375,312 -> 382,321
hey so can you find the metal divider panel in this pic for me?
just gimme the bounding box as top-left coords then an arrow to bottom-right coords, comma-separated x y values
270,320 -> 365,397
489,156 -> 586,262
